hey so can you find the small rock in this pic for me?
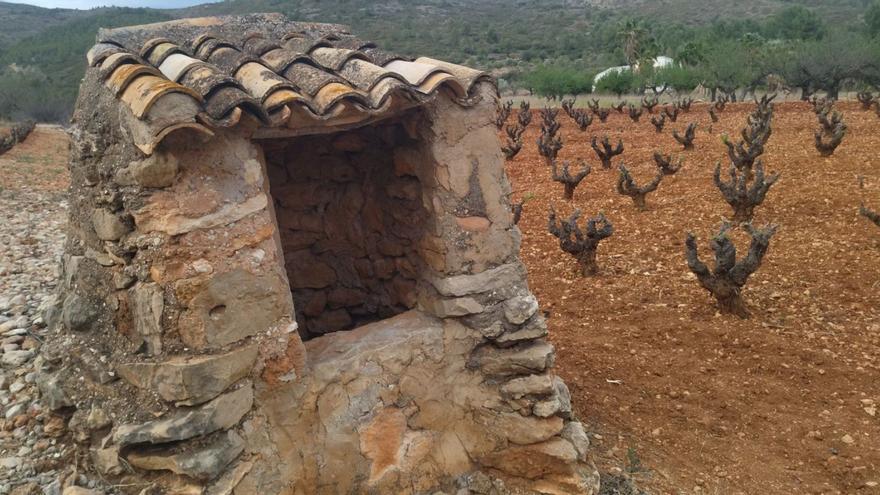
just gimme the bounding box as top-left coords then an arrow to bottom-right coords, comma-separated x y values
61,293 -> 99,332
5,403 -> 26,420
1,350 -> 34,367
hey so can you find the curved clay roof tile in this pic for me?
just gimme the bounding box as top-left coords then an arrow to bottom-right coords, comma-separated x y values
145,42 -> 186,68
87,43 -> 125,67
139,37 -> 174,59
310,47 -> 368,72
281,62 -> 345,97
259,48 -> 316,74
98,52 -> 147,79
105,63 -> 165,97
158,53 -> 207,83
337,58 -> 409,92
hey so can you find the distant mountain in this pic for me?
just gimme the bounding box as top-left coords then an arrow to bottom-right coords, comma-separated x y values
0,2 -> 84,46
0,0 -> 872,121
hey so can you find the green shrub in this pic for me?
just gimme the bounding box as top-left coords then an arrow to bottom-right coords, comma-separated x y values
595,69 -> 636,97
524,66 -> 594,98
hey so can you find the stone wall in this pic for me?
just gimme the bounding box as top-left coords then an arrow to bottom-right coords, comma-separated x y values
41,70 -> 600,495
261,118 -> 428,339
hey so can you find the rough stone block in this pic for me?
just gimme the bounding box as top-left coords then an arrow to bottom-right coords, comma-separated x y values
503,294 -> 539,325
430,263 -> 524,297
489,412 -> 564,445
561,421 -> 590,462
493,315 -> 548,347
91,208 -> 131,241
116,152 -> 179,188
455,216 -> 491,232
117,346 -> 258,406
469,341 -> 555,378
481,438 -> 578,480
61,293 -> 99,333
178,270 -> 289,348
500,374 -> 555,399
130,282 -> 163,355
113,383 -> 253,446
286,251 -> 337,289
127,430 -> 245,480
419,296 -> 484,318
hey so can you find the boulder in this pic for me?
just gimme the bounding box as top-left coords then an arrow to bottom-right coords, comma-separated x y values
36,370 -> 73,410
1,349 -> 35,367
91,445 -> 124,475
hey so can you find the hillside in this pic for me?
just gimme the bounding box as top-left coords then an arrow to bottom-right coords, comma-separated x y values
0,2 -> 84,47
0,0 -> 874,121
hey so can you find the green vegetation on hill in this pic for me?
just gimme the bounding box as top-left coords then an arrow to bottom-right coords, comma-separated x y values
0,0 -> 878,122
0,6 -> 170,121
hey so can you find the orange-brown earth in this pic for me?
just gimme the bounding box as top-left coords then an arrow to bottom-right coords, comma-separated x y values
0,125 -> 69,192
503,101 -> 880,494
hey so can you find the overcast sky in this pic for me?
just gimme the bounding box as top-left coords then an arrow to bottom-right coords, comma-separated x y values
6,0 -> 218,8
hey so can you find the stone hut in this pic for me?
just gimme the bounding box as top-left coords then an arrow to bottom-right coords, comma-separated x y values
41,14 -> 599,495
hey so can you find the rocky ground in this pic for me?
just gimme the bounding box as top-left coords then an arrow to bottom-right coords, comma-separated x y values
0,127 -> 108,495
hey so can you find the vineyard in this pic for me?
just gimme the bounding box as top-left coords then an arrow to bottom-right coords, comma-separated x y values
499,97 -> 880,493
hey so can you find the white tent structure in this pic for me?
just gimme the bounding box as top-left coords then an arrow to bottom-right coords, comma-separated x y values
592,56 -> 676,91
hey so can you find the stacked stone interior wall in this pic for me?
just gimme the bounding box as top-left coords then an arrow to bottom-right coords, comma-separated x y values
260,118 -> 428,339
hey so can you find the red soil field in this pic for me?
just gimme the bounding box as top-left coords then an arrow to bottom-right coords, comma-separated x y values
503,101 -> 880,494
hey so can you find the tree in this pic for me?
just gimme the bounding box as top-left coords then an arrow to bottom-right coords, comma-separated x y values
764,6 -> 825,41
652,66 -> 702,92
868,1 -> 880,38
617,19 -> 650,66
595,69 -> 636,97
676,41 -> 707,67
783,33 -> 880,100
698,40 -> 757,101
525,66 -> 594,99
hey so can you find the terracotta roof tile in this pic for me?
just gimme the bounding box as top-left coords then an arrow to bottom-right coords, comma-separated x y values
86,13 -> 493,153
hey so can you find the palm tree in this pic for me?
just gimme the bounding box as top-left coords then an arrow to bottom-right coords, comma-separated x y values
617,19 -> 649,67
